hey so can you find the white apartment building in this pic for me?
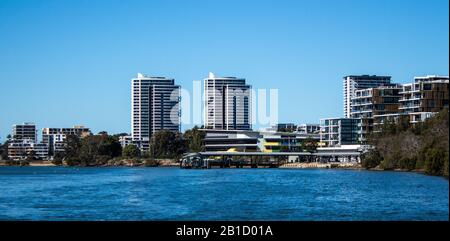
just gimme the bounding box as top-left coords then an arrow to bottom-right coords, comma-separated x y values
42,125 -> 91,153
204,72 -> 251,131
131,73 -> 181,151
8,139 -> 49,160
119,135 -> 133,148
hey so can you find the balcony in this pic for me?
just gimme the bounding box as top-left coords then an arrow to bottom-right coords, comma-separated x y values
399,105 -> 420,110
399,89 -> 420,94
399,97 -> 420,102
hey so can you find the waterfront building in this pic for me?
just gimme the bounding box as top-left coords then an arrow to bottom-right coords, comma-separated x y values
319,118 -> 361,147
264,123 -> 297,132
202,129 -> 319,153
296,124 -> 320,134
202,129 -> 260,152
399,75 -> 449,123
42,126 -> 91,138
350,85 -> 402,140
42,125 -> 91,153
204,72 -> 252,131
8,139 -> 48,160
343,75 -> 392,118
12,123 -> 37,142
259,131 -> 319,153
276,123 -> 297,132
131,73 -> 181,151
119,135 -> 133,148
316,144 -> 367,163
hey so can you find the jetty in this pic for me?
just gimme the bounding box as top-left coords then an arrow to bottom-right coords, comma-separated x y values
180,150 -> 362,169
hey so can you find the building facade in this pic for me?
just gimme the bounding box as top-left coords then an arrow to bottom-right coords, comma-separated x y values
296,124 -> 320,134
119,135 -> 133,148
399,75 -> 449,123
202,129 -> 260,152
259,131 -> 318,153
131,73 -> 181,151
42,126 -> 91,153
319,118 -> 361,147
343,75 -> 392,118
12,123 -> 37,142
204,72 -> 251,131
350,85 -> 402,140
202,129 -> 319,153
8,139 -> 49,160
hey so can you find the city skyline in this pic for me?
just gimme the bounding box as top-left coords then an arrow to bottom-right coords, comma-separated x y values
0,0 -> 449,139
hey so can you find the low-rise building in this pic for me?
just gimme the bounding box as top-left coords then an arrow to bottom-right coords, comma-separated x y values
319,118 -> 361,147
316,144 -> 369,163
42,125 -> 91,154
202,129 -> 319,153
119,135 -> 133,148
203,129 -> 260,152
296,124 -> 320,134
8,139 -> 49,160
259,131 -> 317,153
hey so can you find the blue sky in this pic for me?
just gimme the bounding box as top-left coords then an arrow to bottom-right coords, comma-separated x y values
0,0 -> 448,140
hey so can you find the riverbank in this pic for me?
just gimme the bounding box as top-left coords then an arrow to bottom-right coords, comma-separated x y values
278,162 -> 439,177
279,162 -> 362,169
0,158 -> 180,167
0,160 -> 55,166
0,160 -> 442,178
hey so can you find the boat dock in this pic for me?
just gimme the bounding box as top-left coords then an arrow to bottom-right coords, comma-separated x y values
180,150 -> 362,169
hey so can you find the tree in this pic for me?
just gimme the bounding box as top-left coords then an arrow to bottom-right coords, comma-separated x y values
361,149 -> 382,169
183,126 -> 205,152
65,135 -> 82,159
362,109 -> 449,177
0,142 -> 8,160
64,133 -> 122,166
122,144 -> 141,158
150,130 -> 186,158
301,137 -> 318,153
98,131 -> 108,135
78,134 -> 122,165
52,152 -> 64,165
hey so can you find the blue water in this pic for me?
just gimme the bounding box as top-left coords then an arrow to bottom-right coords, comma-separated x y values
0,167 -> 448,220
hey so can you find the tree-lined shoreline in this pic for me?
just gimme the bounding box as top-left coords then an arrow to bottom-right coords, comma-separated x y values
1,112 -> 449,179
0,126 -> 206,167
361,109 -> 449,178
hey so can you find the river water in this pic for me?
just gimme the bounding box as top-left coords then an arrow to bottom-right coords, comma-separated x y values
0,167 -> 448,220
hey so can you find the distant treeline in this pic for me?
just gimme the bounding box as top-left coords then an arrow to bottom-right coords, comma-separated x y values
362,109 -> 449,177
0,126 -> 205,167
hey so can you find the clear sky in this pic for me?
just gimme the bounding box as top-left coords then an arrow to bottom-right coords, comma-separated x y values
0,0 -> 448,140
